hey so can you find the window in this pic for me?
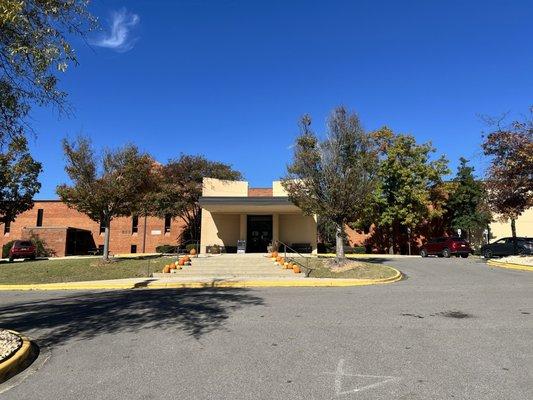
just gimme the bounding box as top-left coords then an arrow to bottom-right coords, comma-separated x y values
99,220 -> 107,234
4,220 -> 10,234
130,244 -> 137,254
164,214 -> 171,234
132,216 -> 139,234
36,209 -> 44,227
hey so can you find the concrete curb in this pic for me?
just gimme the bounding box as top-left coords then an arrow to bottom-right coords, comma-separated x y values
487,259 -> 533,272
0,331 -> 32,383
0,267 -> 403,290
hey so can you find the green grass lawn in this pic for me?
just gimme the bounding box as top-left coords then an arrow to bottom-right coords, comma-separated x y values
0,256 -> 178,285
293,257 -> 398,279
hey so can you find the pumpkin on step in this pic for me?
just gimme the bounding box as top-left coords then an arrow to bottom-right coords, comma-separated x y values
272,251 -> 278,258
170,264 -> 177,270
178,258 -> 185,266
293,265 -> 301,273
163,265 -> 171,273
190,248 -> 197,256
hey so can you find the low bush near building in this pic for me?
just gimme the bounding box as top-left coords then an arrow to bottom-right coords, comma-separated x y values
2,241 -> 14,259
155,244 -> 178,254
185,243 -> 199,253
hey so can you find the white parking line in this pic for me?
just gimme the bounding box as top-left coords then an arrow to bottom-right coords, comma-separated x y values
323,358 -> 400,396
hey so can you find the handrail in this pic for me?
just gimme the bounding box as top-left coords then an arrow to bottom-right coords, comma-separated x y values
273,240 -> 315,277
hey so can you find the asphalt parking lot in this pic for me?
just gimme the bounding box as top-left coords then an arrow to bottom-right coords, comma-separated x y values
0,256 -> 531,399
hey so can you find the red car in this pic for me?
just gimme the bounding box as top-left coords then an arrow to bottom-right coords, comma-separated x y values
8,240 -> 37,262
420,237 -> 472,258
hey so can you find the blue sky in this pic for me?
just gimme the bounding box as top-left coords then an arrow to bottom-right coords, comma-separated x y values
30,0 -> 533,198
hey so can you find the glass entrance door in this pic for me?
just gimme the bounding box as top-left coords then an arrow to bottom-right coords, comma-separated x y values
246,215 -> 273,253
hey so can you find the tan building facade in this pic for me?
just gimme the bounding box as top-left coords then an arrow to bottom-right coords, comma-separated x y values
199,178 -> 317,254
489,208 -> 533,240
1,200 -> 185,257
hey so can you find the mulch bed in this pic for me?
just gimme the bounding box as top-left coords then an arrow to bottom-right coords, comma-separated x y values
0,329 -> 22,363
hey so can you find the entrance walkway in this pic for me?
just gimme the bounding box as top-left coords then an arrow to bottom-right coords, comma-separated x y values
155,254 -> 304,280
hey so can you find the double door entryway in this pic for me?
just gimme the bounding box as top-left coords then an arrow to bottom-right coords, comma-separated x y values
246,215 -> 273,253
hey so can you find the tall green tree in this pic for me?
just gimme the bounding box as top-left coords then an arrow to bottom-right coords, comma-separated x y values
368,127 -> 449,254
1,1 -> 93,225
0,0 -> 94,142
150,155 -> 242,243
445,157 -> 491,240
0,135 -> 42,225
57,138 -> 157,260
482,108 -> 533,238
282,106 -> 378,260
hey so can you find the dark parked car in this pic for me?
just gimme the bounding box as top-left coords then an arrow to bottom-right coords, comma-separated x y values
420,237 -> 472,258
8,240 -> 37,262
481,237 -> 533,258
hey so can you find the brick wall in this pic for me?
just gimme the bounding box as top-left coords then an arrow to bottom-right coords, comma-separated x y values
248,188 -> 273,197
1,201 -> 187,256
21,227 -> 68,257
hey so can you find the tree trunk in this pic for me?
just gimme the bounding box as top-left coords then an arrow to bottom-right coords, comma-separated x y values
103,224 -> 111,261
511,218 -> 517,254
335,224 -> 345,260
389,226 -> 394,255
510,218 -> 516,239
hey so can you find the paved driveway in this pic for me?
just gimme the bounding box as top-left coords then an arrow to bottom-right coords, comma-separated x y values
0,257 -> 531,399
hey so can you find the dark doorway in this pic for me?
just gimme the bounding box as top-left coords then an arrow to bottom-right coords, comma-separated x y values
246,215 -> 272,253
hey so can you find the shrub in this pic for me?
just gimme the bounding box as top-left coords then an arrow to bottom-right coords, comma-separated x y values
30,235 -> 54,257
185,243 -> 199,253
352,246 -> 366,254
2,241 -> 15,258
208,244 -> 221,254
155,244 -> 178,254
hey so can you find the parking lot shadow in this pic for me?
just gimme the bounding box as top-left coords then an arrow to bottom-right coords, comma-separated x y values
0,289 -> 264,347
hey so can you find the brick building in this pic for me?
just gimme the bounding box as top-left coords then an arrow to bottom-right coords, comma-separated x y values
1,200 -> 186,257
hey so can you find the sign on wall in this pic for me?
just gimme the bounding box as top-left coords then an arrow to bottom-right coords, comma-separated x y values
237,240 -> 246,254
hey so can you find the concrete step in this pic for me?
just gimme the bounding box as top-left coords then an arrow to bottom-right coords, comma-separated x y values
153,273 -> 304,279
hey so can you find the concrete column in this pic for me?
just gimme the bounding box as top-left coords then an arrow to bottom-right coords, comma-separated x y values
239,214 -> 247,240
272,213 -> 279,244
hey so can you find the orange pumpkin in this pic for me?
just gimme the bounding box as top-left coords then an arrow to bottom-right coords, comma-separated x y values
293,265 -> 301,274
178,258 -> 185,266
183,255 -> 191,262
170,264 -> 177,270
190,248 -> 197,256
275,256 -> 282,262
272,251 -> 278,258
163,265 -> 171,273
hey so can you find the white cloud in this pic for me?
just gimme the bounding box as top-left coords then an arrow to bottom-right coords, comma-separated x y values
93,8 -> 140,52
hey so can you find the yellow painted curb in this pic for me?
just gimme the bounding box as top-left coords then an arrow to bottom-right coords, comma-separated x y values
0,266 -> 402,290
0,330 -> 32,383
0,282 -> 136,291
487,260 -> 533,272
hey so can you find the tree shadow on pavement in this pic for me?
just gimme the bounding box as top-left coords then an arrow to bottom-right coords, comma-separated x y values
0,289 -> 264,348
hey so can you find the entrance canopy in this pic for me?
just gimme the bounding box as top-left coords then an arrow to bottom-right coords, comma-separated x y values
199,196 -> 301,214
199,178 -> 317,254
